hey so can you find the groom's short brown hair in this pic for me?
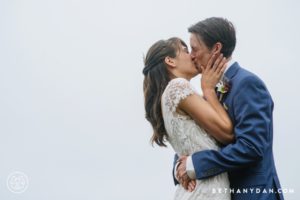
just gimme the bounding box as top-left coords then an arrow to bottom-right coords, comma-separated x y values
188,17 -> 236,57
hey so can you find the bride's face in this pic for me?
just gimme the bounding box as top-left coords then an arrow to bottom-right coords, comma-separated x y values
173,44 -> 198,79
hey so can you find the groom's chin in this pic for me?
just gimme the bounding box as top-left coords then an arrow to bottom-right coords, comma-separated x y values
195,64 -> 202,73
196,68 -> 202,74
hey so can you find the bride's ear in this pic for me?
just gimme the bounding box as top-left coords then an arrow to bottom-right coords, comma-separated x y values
165,56 -> 176,68
212,42 -> 223,55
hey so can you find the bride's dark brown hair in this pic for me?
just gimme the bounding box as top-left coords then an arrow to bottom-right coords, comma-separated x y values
143,37 -> 187,147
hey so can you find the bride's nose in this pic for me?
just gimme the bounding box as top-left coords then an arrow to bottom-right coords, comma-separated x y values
190,53 -> 195,60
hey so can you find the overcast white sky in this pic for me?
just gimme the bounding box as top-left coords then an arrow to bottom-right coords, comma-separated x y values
0,0 -> 299,199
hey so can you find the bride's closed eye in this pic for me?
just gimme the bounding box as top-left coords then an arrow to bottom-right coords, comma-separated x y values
182,47 -> 189,53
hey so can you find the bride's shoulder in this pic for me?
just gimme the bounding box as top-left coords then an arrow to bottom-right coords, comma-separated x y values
166,77 -> 191,90
164,77 -> 196,98
169,77 -> 189,84
162,78 -> 196,112
165,77 -> 195,92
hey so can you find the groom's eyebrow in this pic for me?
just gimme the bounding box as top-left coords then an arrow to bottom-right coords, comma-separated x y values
191,45 -> 198,50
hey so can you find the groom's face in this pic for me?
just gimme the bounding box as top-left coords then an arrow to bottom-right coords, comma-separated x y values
190,33 -> 213,73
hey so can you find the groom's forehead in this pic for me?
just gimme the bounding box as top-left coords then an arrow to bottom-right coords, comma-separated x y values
190,34 -> 206,48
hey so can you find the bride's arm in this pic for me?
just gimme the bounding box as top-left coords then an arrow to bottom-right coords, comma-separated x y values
178,54 -> 233,144
178,93 -> 233,144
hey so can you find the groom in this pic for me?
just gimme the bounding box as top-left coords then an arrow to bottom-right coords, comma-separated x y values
174,17 -> 284,200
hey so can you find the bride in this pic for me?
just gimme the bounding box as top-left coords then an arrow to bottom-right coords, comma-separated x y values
142,37 -> 233,199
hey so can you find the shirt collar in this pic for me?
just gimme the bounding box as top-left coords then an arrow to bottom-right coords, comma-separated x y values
219,58 -> 235,84
224,58 -> 235,74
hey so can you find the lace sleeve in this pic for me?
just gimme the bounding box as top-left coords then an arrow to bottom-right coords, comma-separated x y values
164,78 -> 196,112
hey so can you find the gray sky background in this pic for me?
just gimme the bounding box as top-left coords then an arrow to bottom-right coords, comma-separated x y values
0,0 -> 299,199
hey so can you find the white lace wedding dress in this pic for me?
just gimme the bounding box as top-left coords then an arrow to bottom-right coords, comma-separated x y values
161,78 -> 230,200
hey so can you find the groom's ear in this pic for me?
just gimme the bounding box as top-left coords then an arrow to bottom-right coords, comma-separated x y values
165,56 -> 176,68
212,42 -> 223,55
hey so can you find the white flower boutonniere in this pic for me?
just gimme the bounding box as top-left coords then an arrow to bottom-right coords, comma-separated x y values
216,78 -> 231,102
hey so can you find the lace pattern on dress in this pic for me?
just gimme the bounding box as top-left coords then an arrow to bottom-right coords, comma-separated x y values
164,78 -> 196,113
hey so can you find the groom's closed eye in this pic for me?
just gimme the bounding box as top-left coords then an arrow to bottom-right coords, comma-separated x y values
190,47 -> 196,54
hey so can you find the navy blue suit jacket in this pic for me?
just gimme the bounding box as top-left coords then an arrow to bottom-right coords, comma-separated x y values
174,62 -> 284,200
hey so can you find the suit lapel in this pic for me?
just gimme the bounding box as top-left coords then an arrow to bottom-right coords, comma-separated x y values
220,62 -> 240,112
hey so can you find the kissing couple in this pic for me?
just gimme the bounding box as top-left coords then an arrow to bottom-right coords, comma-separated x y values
142,17 -> 284,200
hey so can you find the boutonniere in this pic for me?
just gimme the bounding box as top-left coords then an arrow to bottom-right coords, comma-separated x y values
216,77 -> 231,102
